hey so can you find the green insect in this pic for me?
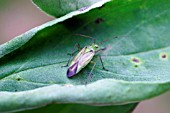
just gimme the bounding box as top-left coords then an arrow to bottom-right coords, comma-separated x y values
63,34 -> 118,82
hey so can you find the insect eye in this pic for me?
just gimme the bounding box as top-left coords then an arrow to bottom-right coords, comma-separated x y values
95,45 -> 98,48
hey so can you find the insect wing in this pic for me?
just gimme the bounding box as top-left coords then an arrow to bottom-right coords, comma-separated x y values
67,47 -> 95,78
70,47 -> 87,65
67,47 -> 87,78
78,51 -> 95,69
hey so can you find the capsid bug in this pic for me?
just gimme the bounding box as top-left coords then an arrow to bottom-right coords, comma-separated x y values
63,34 -> 119,83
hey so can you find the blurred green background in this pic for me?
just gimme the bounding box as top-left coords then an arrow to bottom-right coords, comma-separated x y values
0,0 -> 170,113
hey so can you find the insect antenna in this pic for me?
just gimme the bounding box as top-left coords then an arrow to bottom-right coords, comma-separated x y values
75,34 -> 96,43
99,36 -> 122,45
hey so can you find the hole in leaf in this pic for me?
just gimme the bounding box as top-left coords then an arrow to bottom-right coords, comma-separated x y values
162,54 -> 166,58
131,57 -> 142,67
132,58 -> 140,63
159,52 -> 168,60
134,65 -> 138,68
16,78 -> 21,81
95,18 -> 104,24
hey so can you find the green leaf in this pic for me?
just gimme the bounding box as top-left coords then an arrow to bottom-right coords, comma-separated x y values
18,103 -> 137,113
0,0 -> 170,112
32,0 -> 111,17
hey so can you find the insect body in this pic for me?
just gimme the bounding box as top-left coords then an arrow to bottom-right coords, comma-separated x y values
67,43 -> 100,78
63,34 -> 118,81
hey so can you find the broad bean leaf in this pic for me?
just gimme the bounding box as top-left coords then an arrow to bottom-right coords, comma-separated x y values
0,0 -> 170,112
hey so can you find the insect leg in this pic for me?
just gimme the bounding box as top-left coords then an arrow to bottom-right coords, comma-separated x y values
76,43 -> 81,51
67,43 -> 81,55
85,62 -> 96,85
62,43 -> 81,67
95,48 -> 108,71
67,50 -> 79,56
99,56 -> 109,71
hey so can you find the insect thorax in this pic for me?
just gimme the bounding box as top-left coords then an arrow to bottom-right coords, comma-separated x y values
90,43 -> 100,52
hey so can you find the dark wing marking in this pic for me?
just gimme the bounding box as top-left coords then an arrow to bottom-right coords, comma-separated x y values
67,61 -> 79,78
